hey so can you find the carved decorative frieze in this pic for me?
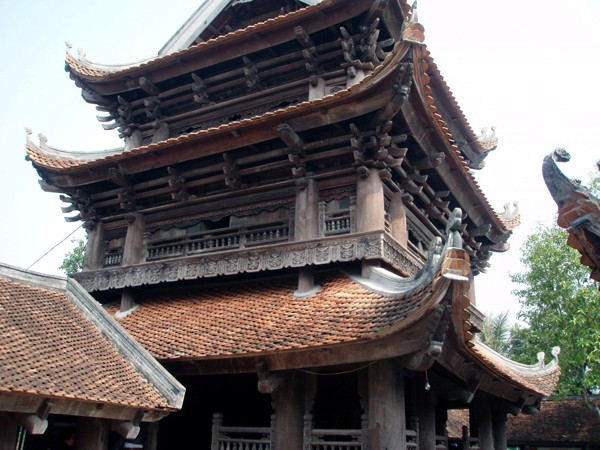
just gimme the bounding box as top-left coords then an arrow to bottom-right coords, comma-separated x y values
73,232 -> 422,292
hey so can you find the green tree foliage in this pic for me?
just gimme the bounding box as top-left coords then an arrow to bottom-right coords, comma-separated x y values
479,311 -> 512,356
59,239 -> 86,275
510,225 -> 600,406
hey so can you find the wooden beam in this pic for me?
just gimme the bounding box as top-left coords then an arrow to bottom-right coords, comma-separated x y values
139,77 -> 160,96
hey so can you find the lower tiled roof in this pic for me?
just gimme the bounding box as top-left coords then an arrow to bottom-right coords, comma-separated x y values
507,398 -> 600,444
108,272 -> 435,361
0,264 -> 181,411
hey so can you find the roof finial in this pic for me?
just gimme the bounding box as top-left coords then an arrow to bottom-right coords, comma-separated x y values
476,126 -> 499,152
402,1 -> 425,44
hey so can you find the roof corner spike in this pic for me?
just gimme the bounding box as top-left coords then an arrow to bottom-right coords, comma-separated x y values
402,1 -> 425,44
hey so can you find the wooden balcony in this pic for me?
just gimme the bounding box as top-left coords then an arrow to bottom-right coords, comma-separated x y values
73,230 -> 424,293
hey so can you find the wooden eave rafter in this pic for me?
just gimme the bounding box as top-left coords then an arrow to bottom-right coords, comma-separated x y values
65,0 -> 379,95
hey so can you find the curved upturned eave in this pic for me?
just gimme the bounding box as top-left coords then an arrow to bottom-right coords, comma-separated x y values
449,271 -> 560,398
410,44 -> 516,237
29,42 -> 410,185
542,151 -> 584,209
65,0 -> 370,92
469,339 -> 561,398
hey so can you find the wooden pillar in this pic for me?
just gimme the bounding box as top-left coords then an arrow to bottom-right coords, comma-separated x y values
492,408 -> 507,450
76,417 -> 109,450
84,221 -> 105,270
389,191 -> 408,246
145,422 -> 158,450
122,213 -> 145,266
273,371 -> 306,450
356,168 -> 385,233
357,168 -> 385,276
368,359 -> 406,450
295,179 -> 319,295
417,376 -> 437,450
0,413 -> 17,450
471,394 -> 493,450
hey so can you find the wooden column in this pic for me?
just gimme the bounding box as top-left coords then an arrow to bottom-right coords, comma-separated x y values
356,168 -> 385,233
389,191 -> 408,246
0,413 -> 17,450
145,422 -> 158,450
471,394 -> 493,450
76,417 -> 108,450
84,221 -> 105,270
368,359 -> 406,450
492,408 -> 507,450
417,377 -> 437,450
273,371 -> 306,450
294,179 -> 319,295
122,213 -> 145,266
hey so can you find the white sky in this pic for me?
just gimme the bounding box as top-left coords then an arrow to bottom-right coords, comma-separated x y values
0,1 -> 598,322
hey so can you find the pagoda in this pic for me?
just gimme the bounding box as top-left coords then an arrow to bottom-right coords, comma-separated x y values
27,1 -> 560,449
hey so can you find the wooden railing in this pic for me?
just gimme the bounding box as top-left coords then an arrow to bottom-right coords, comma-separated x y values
435,434 -> 448,450
103,250 -> 122,267
211,413 -> 274,450
324,212 -> 352,236
303,414 -> 367,450
406,417 -> 419,450
146,221 -> 290,261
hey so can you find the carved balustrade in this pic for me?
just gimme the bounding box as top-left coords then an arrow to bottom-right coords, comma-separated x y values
103,250 -> 123,267
324,211 -> 352,236
146,221 -> 290,262
211,413 -> 274,450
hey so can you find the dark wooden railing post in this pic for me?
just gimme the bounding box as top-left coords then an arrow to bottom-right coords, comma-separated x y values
211,412 -> 223,450
270,414 -> 276,449
361,413 -> 369,450
303,413 -> 313,450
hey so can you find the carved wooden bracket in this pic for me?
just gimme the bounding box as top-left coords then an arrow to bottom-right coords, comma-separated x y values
256,360 -> 288,394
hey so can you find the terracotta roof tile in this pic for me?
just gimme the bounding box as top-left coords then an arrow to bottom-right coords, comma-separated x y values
0,266 -> 176,410
108,272 -> 435,361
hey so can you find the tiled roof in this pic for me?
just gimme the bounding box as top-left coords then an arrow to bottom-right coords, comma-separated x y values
28,48 -> 397,172
107,271 -> 440,361
64,0 -> 340,79
414,44 -> 518,233
0,263 -> 183,411
507,398 -> 600,444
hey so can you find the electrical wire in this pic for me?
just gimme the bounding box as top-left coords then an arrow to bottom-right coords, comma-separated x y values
27,224 -> 83,270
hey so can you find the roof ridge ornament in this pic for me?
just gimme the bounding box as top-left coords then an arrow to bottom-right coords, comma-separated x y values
498,201 -> 520,228
402,1 -> 425,44
476,126 -> 499,152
